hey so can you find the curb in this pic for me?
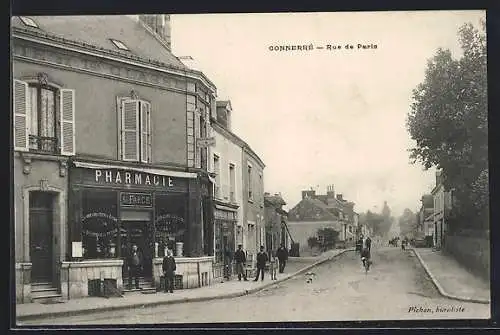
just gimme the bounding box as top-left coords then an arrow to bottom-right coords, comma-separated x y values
17,249 -> 354,322
409,248 -> 490,305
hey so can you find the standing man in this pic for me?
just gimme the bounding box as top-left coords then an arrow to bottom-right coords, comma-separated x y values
127,244 -> 143,290
162,249 -> 176,293
234,244 -> 248,281
254,246 -> 268,282
276,244 -> 289,273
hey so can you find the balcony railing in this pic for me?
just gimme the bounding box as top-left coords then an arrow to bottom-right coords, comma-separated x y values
29,135 -> 58,153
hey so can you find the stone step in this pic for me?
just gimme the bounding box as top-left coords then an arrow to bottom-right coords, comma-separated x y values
32,291 -> 62,301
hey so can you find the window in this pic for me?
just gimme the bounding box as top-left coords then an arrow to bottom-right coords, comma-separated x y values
229,164 -> 236,203
19,16 -> 38,28
110,39 -> 129,51
213,155 -> 220,198
13,79 -> 75,155
119,99 -> 151,162
200,109 -> 208,170
247,164 -> 253,200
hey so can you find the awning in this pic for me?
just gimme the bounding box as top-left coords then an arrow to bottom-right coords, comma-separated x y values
215,204 -> 238,212
73,161 -> 198,179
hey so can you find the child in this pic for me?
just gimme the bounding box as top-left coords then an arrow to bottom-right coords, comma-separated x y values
269,251 -> 277,280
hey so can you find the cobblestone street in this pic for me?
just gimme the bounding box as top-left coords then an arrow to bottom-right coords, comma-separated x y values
21,248 -> 490,325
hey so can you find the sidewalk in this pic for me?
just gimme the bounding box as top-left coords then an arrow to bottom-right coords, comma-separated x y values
16,249 -> 351,321
410,248 -> 490,304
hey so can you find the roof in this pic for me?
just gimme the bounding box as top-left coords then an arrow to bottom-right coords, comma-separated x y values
264,194 -> 287,207
12,16 -> 187,70
216,100 -> 232,110
288,197 -> 338,222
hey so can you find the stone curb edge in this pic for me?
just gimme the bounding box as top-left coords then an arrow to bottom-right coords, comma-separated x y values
409,248 -> 490,305
17,249 -> 354,322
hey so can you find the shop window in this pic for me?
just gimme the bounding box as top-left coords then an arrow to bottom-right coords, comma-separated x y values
13,79 -> 75,154
118,99 -> 152,163
81,190 -> 119,259
155,194 -> 187,257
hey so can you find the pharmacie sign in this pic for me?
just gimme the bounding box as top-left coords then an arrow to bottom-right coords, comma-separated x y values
72,167 -> 189,192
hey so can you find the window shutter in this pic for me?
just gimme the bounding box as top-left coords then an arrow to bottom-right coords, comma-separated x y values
60,89 -> 76,155
121,99 -> 140,161
13,80 -> 30,151
140,101 -> 151,163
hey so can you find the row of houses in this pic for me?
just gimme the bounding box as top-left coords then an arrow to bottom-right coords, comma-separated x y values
12,14 -> 273,303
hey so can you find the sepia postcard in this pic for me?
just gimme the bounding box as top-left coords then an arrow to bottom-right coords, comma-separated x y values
12,10 -> 490,326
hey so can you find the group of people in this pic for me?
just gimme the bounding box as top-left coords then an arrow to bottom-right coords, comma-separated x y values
125,244 -> 177,293
234,244 -> 289,282
126,242 -> 290,293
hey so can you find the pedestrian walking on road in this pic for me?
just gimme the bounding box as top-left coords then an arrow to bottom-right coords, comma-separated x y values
234,244 -> 248,281
162,249 -> 176,293
276,244 -> 288,273
126,244 -> 143,290
254,246 -> 268,282
269,251 -> 278,280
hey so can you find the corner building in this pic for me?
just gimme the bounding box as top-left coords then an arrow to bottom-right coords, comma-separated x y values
13,15 -> 217,303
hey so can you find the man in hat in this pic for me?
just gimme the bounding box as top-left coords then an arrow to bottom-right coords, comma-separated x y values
162,249 -> 176,293
234,244 -> 248,281
254,246 -> 268,282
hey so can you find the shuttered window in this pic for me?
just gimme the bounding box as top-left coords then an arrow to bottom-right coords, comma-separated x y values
120,98 -> 152,162
60,89 -> 75,155
13,79 -> 76,155
13,80 -> 29,151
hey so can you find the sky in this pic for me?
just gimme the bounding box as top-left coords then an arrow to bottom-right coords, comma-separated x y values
170,11 -> 485,217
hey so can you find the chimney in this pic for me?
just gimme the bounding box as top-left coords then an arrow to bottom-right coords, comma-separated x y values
336,194 -> 343,201
326,184 -> 335,198
139,14 -> 172,51
301,190 -> 316,200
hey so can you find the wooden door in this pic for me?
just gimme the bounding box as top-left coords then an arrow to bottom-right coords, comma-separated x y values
29,192 -> 53,282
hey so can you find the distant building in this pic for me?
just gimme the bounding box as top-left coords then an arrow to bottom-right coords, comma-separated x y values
418,194 -> 434,241
264,193 -> 289,254
287,185 -> 356,254
431,170 -> 453,249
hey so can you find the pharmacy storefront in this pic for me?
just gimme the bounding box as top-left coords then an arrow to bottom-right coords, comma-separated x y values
62,161 -> 213,299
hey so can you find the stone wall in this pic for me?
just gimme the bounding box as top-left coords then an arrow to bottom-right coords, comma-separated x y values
60,260 -> 124,299
153,257 -> 213,290
444,231 -> 490,280
15,263 -> 32,303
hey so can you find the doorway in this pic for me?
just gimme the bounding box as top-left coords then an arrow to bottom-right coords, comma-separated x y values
120,210 -> 153,280
29,191 -> 54,283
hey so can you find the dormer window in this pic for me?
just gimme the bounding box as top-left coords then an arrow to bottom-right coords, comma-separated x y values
19,16 -> 38,28
110,39 -> 129,51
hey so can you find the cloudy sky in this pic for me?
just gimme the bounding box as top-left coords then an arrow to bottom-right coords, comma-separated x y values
170,11 -> 485,217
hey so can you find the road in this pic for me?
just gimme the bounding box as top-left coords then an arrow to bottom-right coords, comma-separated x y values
23,248 -> 490,325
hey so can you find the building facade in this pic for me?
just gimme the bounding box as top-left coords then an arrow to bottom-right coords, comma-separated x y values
242,146 -> 265,261
431,170 -> 453,249
13,15 -> 218,303
210,101 -> 245,279
264,193 -> 288,255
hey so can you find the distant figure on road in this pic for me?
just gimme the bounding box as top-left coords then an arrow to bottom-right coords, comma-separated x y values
162,249 -> 176,293
276,244 -> 289,273
254,246 -> 268,282
356,235 -> 363,254
361,236 -> 372,268
234,244 -> 248,281
126,244 -> 143,290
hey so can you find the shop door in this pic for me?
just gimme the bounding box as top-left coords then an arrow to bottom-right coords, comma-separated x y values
121,219 -> 153,279
29,192 -> 54,283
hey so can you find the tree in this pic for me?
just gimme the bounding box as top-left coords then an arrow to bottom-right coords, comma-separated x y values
407,20 -> 488,229
307,236 -> 319,251
399,208 -> 418,237
316,228 -> 339,251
